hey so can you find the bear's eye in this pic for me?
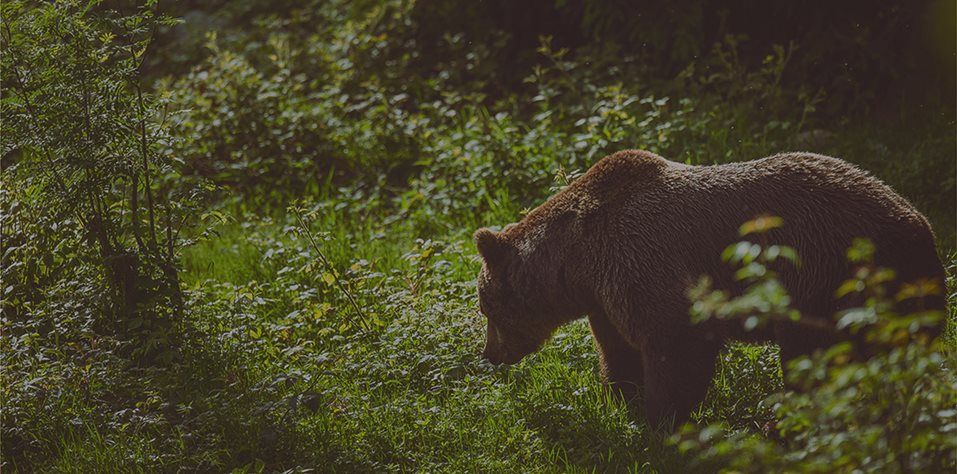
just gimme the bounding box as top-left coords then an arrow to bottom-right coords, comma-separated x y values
478,289 -> 495,317
479,292 -> 507,325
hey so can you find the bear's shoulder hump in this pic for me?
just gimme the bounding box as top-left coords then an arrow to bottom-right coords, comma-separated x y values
589,149 -> 672,178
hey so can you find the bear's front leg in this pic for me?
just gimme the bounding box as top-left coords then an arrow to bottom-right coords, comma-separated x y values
640,334 -> 721,428
588,311 -> 643,403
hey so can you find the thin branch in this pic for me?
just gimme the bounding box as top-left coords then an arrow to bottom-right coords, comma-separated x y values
130,172 -> 147,254
165,199 -> 174,261
291,206 -> 372,335
130,70 -> 159,249
120,4 -> 164,254
171,207 -> 197,249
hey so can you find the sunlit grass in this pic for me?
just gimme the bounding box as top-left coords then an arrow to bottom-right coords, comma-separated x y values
158,208 -> 783,471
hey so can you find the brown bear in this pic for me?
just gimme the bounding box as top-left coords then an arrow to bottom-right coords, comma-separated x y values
474,149 -> 946,426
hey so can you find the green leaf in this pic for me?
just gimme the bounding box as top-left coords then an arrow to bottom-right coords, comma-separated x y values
835,279 -> 863,298
738,215 -> 784,236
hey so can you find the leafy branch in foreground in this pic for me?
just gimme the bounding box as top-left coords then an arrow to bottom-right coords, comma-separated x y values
688,215 -> 805,332
676,216 -> 953,472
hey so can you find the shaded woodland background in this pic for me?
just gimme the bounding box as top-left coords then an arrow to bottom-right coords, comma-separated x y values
154,0 -> 956,113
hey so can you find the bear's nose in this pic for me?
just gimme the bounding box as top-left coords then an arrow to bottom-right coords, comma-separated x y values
482,338 -> 504,365
482,322 -> 506,364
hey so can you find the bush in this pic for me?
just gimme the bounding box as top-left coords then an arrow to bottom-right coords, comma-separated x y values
676,217 -> 956,472
2,1 -> 205,465
1,1 -> 207,343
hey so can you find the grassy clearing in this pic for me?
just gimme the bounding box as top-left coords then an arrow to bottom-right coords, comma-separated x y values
8,147 -> 953,471
154,200 -> 785,472
11,159 -> 950,471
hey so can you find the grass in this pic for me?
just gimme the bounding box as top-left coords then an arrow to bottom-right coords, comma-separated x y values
16,146 -> 949,471
4,1 -> 953,470
155,199 -> 785,472
8,174 -> 953,472
9,140 -> 953,471
172,164 -> 956,470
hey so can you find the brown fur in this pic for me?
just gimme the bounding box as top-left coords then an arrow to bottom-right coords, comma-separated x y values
475,150 -> 946,426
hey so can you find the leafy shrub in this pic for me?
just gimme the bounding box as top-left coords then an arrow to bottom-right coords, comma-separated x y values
676,217 -> 956,472
166,2 -> 811,217
165,1 -> 465,196
1,1 -> 205,466
2,1 -> 207,349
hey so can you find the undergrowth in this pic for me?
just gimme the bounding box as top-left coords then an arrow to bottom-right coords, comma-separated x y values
3,0 -> 955,472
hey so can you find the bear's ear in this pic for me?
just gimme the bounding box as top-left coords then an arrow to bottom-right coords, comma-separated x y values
474,227 -> 513,266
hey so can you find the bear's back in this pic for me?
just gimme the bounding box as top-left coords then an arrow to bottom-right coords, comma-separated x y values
581,151 -> 930,240
572,150 -> 942,315
693,153 -> 931,241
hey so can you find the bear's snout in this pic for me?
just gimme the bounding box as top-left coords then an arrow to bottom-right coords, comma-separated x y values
482,322 -> 505,364
482,343 -> 521,365
482,345 -> 506,365
482,322 -> 512,365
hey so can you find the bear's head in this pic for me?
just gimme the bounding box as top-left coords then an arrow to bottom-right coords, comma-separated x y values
474,225 -> 579,365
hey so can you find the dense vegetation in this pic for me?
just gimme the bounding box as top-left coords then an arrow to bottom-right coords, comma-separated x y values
3,1 -> 955,471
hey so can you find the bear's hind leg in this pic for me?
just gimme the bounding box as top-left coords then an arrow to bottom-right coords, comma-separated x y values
588,311 -> 643,403
641,335 -> 721,428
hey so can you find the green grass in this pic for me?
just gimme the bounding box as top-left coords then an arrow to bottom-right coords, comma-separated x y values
5,1 -> 954,470
10,153 -> 952,472
9,186 -> 952,472
19,163 -> 946,471
159,202 -> 781,472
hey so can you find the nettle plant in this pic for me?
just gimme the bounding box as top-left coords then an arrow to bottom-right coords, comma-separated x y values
2,1 -> 205,360
678,216 -> 955,472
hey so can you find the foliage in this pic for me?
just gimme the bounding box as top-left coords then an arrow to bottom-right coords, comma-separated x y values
3,0 -> 955,471
676,217 -> 955,472
167,16 -> 815,231
1,0 -> 210,361
689,215 -> 802,333
1,1 -> 204,467
153,0 -> 955,118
